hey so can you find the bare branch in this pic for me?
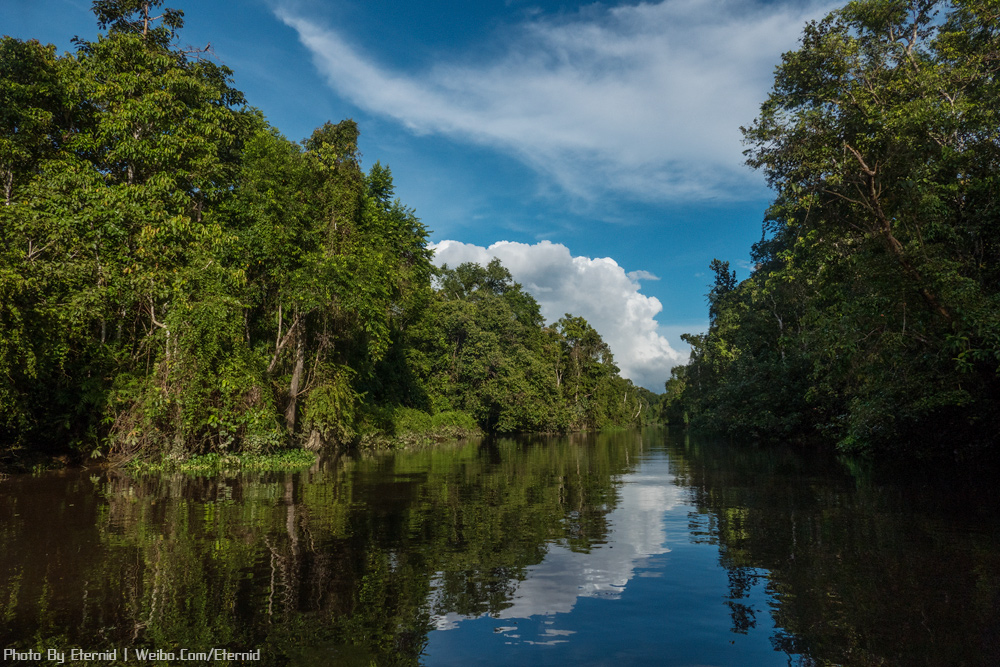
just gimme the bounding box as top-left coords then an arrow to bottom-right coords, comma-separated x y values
843,142 -> 876,176
26,239 -> 54,262
149,302 -> 168,330
268,314 -> 301,373
821,187 -> 869,209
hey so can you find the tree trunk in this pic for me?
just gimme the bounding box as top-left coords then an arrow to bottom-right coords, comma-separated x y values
284,318 -> 305,435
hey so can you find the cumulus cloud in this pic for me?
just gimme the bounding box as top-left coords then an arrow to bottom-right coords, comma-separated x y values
275,0 -> 833,202
429,239 -> 684,390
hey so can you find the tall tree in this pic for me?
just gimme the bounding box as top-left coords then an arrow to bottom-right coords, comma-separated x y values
683,0 -> 1000,457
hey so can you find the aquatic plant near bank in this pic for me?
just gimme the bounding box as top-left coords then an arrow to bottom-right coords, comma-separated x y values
123,449 -> 317,475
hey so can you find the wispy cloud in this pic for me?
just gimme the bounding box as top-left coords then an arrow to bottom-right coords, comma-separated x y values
429,239 -> 685,390
627,270 -> 660,282
276,0 -> 833,202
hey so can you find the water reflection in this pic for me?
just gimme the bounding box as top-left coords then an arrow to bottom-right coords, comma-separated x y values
1,429 -> 998,666
432,464 -> 681,631
667,436 -> 1000,666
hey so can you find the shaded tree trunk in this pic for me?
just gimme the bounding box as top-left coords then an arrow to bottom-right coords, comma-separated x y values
285,317 -> 305,435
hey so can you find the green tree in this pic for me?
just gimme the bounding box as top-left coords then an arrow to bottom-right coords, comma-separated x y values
0,0 -> 654,465
682,0 -> 1000,458
0,37 -> 76,451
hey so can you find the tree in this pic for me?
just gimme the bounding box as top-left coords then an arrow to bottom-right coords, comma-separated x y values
91,0 -> 185,48
681,0 -> 1000,457
707,259 -> 736,324
0,37 -> 76,450
0,1 -> 653,464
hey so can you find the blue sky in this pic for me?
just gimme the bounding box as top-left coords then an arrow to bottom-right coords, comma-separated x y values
2,0 -> 835,390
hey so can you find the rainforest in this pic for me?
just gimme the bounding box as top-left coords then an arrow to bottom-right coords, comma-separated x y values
0,2 -> 658,471
3,0 -> 999,469
661,0 -> 1000,463
3,2 -> 1000,665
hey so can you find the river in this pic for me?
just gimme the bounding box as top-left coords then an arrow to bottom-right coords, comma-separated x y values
1,428 -> 998,665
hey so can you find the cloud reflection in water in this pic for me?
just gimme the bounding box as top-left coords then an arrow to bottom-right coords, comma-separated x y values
431,466 -> 682,633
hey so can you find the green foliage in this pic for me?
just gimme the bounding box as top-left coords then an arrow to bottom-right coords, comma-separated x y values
302,367 -> 359,447
678,0 -> 1000,460
659,365 -> 689,425
406,261 -> 651,434
431,410 -> 478,431
344,405 -> 480,450
0,3 -> 655,466
392,407 -> 434,434
124,449 -> 316,475
0,5 -> 392,461
92,0 -> 186,49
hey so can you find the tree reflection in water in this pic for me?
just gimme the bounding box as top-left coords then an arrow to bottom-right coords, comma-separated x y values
0,433 -> 637,665
669,435 -> 1000,666
1,430 -> 998,666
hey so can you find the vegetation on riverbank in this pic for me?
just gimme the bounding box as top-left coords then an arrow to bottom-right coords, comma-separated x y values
123,449 -> 318,475
664,0 -> 1000,461
0,0 -> 657,470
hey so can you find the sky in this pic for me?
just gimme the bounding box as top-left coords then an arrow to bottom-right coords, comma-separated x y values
1,0 -> 837,390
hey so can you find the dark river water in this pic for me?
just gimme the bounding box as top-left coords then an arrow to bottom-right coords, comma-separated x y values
1,428 -> 999,666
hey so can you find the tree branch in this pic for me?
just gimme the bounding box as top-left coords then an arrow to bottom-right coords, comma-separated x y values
843,142 -> 876,176
26,239 -> 54,262
149,302 -> 168,330
268,313 -> 301,373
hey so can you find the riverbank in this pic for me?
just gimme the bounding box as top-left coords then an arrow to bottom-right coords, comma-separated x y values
0,409 -> 484,478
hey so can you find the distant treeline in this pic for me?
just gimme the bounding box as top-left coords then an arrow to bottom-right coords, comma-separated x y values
0,1 -> 657,465
662,0 -> 1000,460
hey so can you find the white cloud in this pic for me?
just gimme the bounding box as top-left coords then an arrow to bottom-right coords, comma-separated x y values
429,239 -> 685,390
275,0 -> 834,202
627,270 -> 660,282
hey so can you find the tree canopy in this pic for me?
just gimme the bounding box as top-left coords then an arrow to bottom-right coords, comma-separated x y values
672,0 -> 1000,460
0,2 -> 653,466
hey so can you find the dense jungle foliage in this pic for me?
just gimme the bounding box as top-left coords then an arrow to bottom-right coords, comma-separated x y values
0,0 -> 656,466
664,0 -> 1000,460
